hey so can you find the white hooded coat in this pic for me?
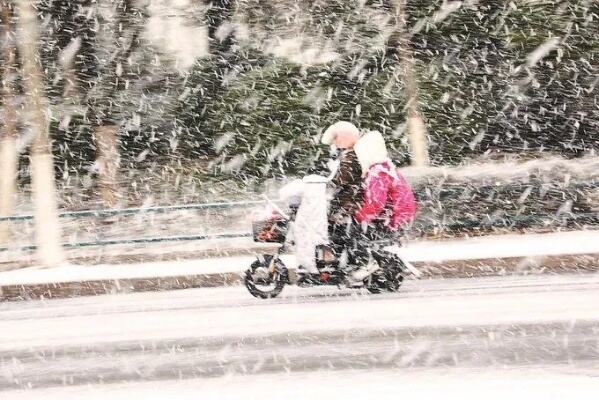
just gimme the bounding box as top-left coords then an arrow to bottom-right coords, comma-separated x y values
280,175 -> 329,273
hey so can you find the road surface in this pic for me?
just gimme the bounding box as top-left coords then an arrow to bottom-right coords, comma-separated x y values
1,272 -> 598,399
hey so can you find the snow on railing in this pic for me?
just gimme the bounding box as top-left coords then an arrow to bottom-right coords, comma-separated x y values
0,200 -> 269,222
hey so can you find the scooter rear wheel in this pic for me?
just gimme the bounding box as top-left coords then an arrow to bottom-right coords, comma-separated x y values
244,256 -> 288,299
366,254 -> 405,294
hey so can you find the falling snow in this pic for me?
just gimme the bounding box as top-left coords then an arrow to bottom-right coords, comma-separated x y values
0,0 -> 598,398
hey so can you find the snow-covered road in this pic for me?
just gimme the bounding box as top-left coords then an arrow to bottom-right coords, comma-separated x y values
1,273 -> 599,398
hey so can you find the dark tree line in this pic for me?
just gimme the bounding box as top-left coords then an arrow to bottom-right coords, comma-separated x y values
3,0 -> 598,183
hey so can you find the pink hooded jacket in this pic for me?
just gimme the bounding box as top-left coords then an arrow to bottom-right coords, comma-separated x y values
353,131 -> 417,231
354,161 -> 417,230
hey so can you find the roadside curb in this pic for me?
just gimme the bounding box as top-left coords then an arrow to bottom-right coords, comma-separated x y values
1,253 -> 598,301
0,272 -> 243,301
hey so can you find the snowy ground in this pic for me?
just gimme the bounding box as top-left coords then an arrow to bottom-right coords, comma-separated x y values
1,272 -> 598,398
4,368 -> 599,400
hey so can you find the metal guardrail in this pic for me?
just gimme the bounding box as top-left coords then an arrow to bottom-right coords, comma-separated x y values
414,212 -> 599,232
1,191 -> 597,253
5,232 -> 254,252
1,213 -> 597,253
0,199 -> 267,252
0,200 -> 269,222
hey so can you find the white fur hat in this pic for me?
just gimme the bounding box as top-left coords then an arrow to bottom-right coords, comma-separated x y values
354,130 -> 389,174
321,121 -> 360,145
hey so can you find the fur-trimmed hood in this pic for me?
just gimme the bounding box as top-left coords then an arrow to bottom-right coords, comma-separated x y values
354,131 -> 389,175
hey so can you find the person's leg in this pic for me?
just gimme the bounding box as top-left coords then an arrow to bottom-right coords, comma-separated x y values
349,221 -> 394,271
328,218 -> 355,269
345,220 -> 370,272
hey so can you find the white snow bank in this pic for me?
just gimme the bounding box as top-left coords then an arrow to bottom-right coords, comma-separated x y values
393,229 -> 599,263
0,230 -> 597,286
0,256 -> 250,286
401,155 -> 599,183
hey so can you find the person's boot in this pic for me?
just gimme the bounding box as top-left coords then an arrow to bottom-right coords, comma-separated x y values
349,261 -> 381,282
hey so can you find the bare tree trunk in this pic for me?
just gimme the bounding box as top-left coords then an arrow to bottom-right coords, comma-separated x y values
0,1 -> 18,245
392,0 -> 430,166
16,0 -> 64,266
93,125 -> 121,207
88,0 -> 142,208
0,138 -> 17,245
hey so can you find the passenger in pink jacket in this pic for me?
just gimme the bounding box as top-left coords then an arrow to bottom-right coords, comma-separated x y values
355,160 -> 417,231
320,129 -> 417,277
354,131 -> 417,233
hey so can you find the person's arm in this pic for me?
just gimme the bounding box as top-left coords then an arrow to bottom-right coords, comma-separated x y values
330,155 -> 353,188
329,154 -> 361,215
355,171 -> 391,223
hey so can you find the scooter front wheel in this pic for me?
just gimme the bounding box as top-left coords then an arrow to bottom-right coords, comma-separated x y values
244,256 -> 288,299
